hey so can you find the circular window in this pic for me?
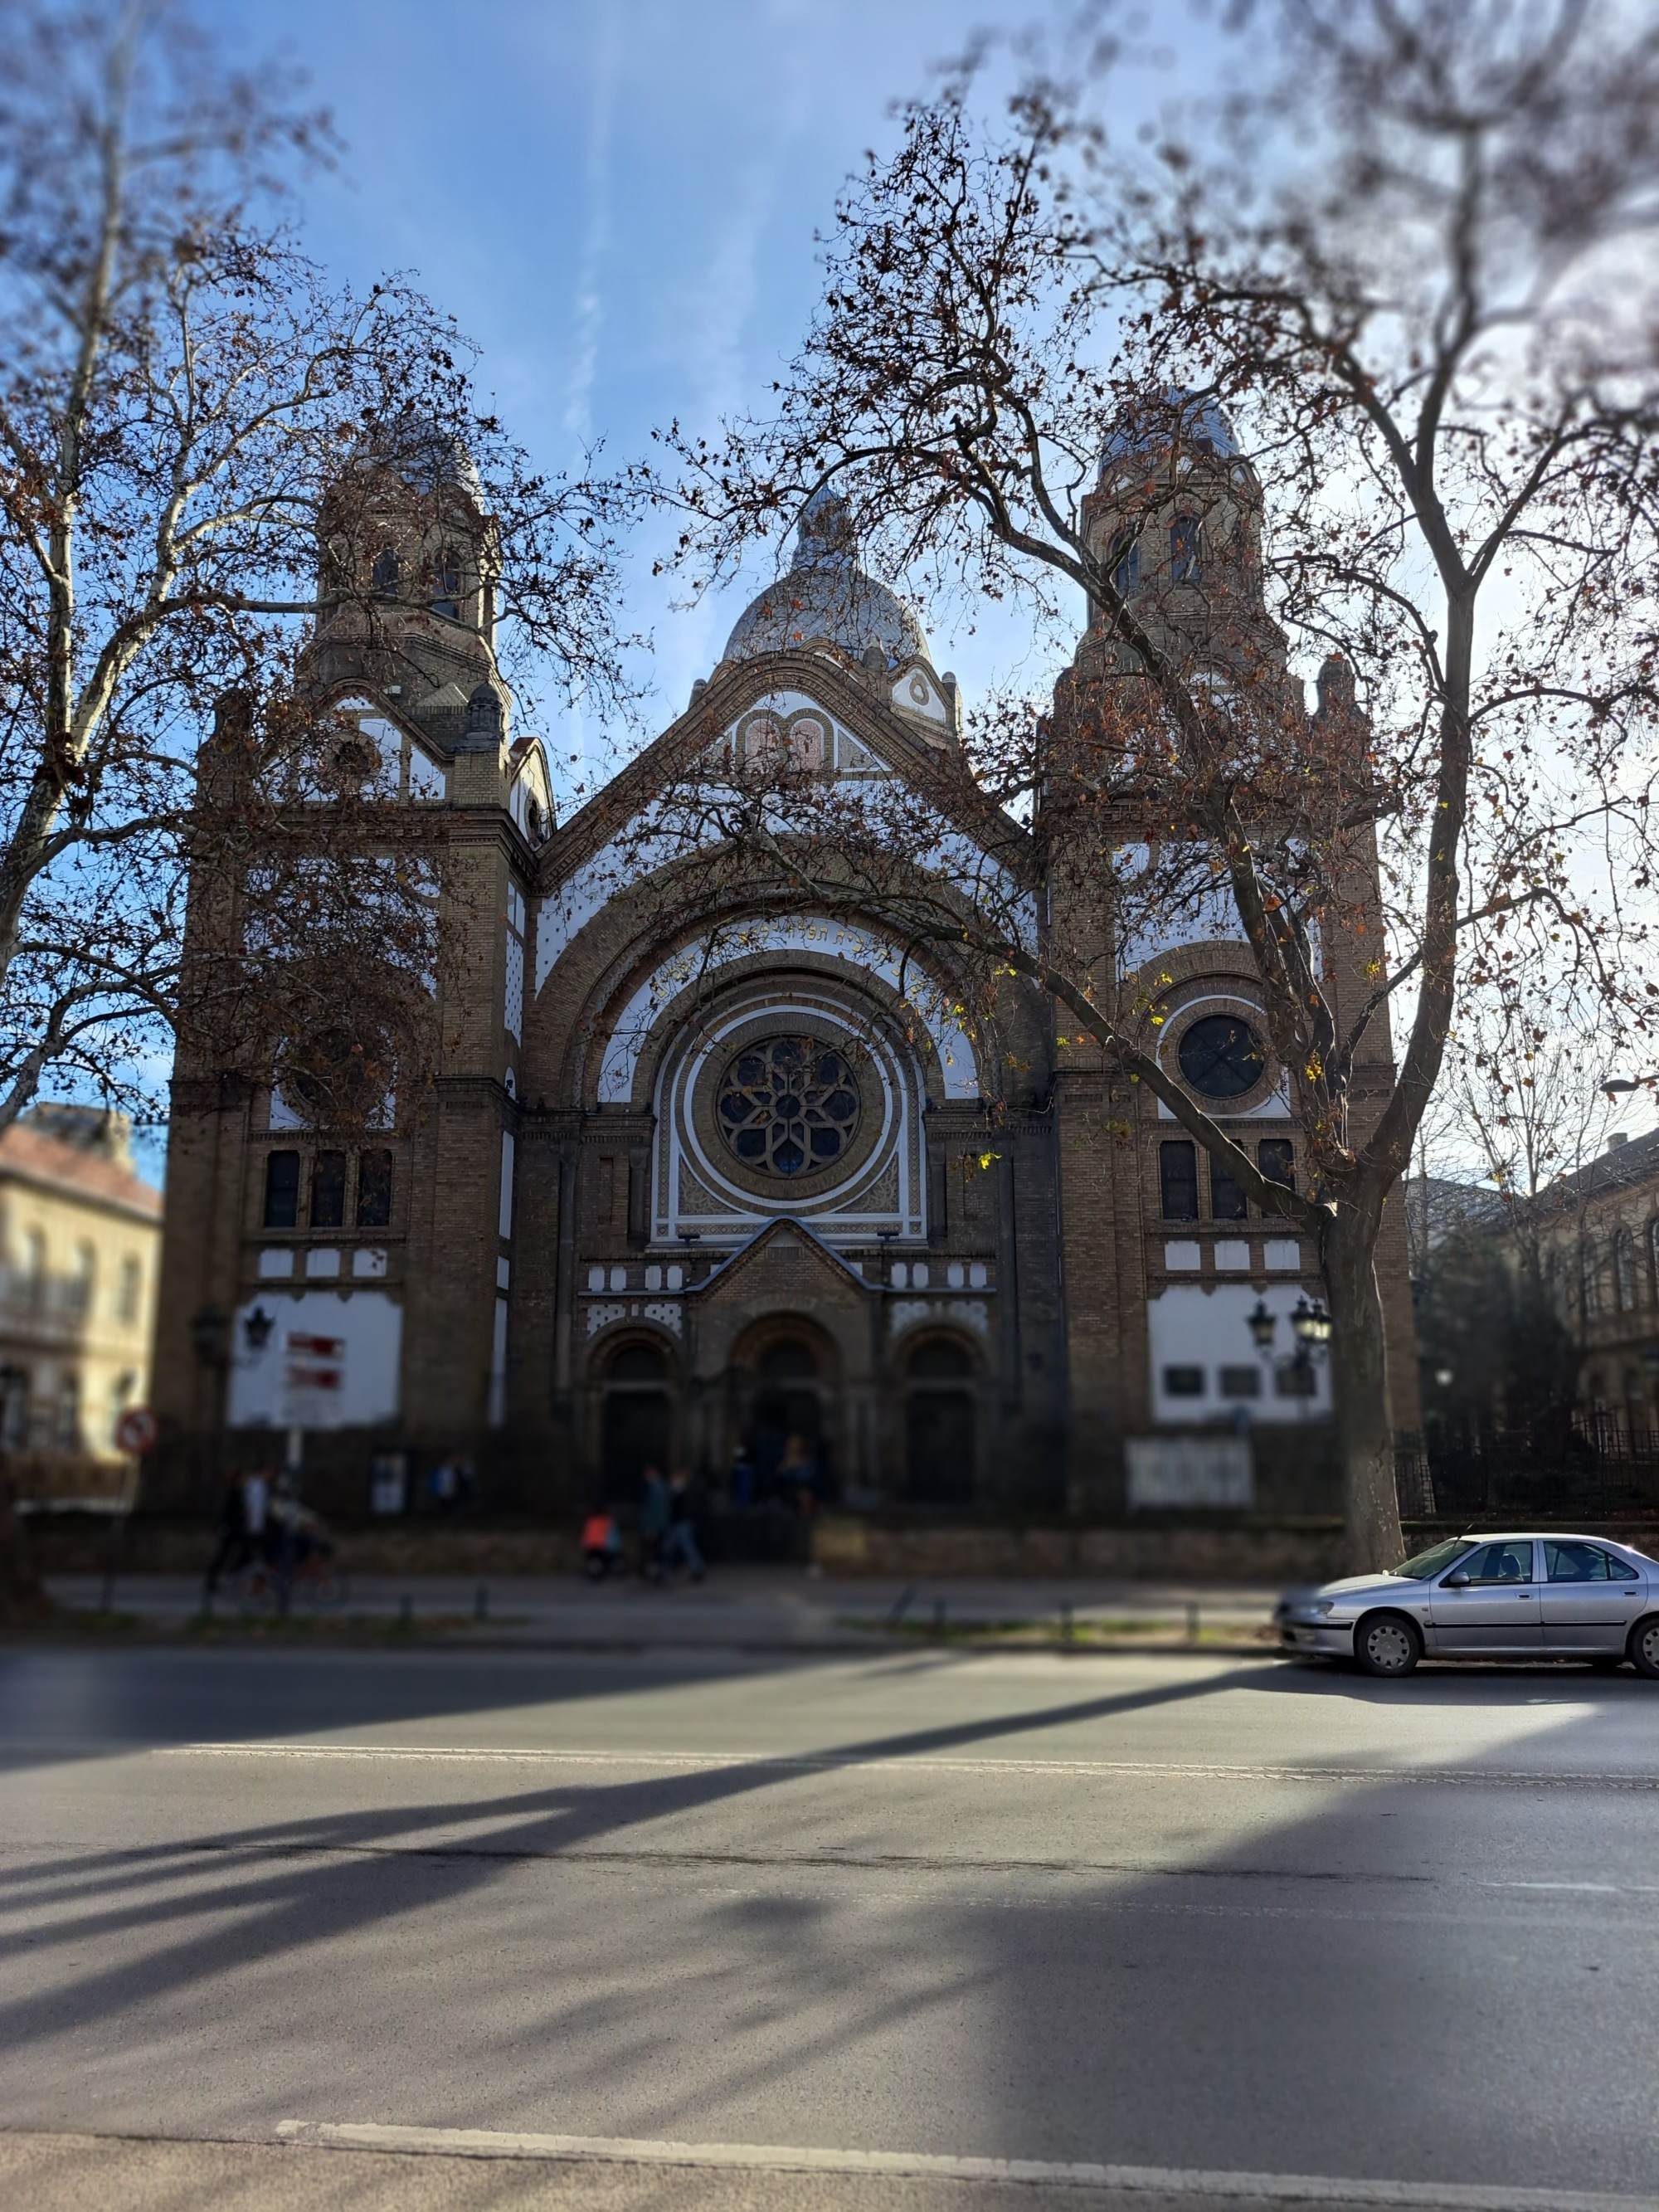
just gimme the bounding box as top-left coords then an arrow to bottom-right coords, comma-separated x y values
1177,1013 -> 1265,1099
716,1035 -> 861,1178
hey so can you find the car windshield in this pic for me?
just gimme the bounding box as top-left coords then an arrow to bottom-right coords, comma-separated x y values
1389,1537 -> 1477,1581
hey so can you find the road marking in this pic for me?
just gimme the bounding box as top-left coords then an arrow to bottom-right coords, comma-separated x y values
1485,1880 -> 1659,1894
158,1743 -> 1659,1790
273,2120 -> 1656,2209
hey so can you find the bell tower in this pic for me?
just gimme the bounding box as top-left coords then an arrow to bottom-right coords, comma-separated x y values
308,423 -> 506,749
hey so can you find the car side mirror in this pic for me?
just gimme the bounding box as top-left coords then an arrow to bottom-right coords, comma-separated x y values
1444,1571 -> 1472,1588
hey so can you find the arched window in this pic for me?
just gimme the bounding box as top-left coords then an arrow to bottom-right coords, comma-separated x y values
431,547 -> 462,621
904,1338 -> 977,1506
1170,514 -> 1200,583
1613,1227 -> 1639,1312
600,1339 -> 674,1503
1648,1217 -> 1659,1302
1582,1241 -> 1603,1318
370,545 -> 401,597
1107,529 -> 1140,598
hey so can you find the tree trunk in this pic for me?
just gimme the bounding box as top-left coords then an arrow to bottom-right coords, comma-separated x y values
1325,1209 -> 1404,1574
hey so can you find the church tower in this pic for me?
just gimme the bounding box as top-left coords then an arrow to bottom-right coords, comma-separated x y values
149,429 -> 554,1503
1044,392 -> 1418,1512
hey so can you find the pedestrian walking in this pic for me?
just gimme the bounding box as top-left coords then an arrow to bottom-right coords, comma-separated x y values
203,1469 -> 250,1597
662,1469 -> 706,1581
638,1466 -> 670,1582
242,1465 -> 272,1561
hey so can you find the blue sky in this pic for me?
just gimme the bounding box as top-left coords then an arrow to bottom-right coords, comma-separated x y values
202,0 -> 1076,797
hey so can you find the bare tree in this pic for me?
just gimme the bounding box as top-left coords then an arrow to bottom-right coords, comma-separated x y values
656,0 -> 1659,1566
0,0 -> 636,1137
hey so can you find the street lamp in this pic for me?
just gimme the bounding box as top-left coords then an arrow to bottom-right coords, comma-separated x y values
1291,1294 -> 1333,1349
1246,1297 -> 1277,1352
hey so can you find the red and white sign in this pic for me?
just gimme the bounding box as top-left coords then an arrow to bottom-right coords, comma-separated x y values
114,1406 -> 160,1456
281,1332 -> 346,1425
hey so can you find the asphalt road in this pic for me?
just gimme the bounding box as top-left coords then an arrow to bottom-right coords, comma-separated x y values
2,1640 -> 1657,2212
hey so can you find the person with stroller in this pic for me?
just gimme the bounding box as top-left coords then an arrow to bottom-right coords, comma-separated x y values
581,1506 -> 625,1579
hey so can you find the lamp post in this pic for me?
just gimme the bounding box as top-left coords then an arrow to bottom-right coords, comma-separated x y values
1243,1294 -> 1331,1421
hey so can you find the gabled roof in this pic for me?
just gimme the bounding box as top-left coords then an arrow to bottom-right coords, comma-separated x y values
1530,1125 -> 1659,1217
0,1122 -> 163,1224
537,646 -> 1034,896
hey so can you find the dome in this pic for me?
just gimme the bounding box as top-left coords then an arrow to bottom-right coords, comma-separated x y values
1098,389 -> 1240,480
722,487 -> 931,669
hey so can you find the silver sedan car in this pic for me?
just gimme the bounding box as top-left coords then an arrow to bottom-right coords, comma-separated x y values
1277,1532 -> 1659,1678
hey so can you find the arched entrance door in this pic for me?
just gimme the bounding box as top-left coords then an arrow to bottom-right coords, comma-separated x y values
600,1341 -> 674,1503
739,1327 -> 836,1500
904,1338 -> 977,1505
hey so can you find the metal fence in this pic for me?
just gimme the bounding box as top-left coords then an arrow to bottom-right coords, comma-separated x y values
1406,1425 -> 1659,1522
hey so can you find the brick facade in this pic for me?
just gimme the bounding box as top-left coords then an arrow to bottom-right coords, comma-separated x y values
150,442 -> 1418,1522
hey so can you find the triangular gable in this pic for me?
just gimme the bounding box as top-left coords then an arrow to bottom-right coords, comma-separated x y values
537,649 -> 1034,898
690,1216 -> 874,1307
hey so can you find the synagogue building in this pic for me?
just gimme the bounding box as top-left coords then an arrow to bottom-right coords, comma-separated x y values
152,411 -> 1418,1520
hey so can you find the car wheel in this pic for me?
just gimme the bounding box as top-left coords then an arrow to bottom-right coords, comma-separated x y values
1355,1610 -> 1422,1678
1628,1615 -> 1659,1680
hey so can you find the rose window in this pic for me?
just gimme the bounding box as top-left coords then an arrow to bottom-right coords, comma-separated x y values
716,1036 -> 861,1177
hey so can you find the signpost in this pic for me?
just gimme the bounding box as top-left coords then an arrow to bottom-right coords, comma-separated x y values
114,1406 -> 159,1458
280,1330 -> 346,1479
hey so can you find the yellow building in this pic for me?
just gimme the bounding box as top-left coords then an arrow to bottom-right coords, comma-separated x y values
0,1106 -> 162,1504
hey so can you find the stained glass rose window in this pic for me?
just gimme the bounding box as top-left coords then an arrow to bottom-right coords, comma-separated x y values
716,1035 -> 860,1177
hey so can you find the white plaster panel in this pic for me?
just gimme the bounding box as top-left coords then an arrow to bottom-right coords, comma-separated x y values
409,748 -> 447,801
499,1131 -> 515,1241
1146,1282 -> 1331,1425
226,1290 -> 403,1430
504,929 -> 525,1044
888,1296 -> 990,1338
1117,843 -> 1324,983
892,666 -> 948,724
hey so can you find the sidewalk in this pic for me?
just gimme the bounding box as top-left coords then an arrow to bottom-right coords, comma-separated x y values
39,1565 -> 1285,1651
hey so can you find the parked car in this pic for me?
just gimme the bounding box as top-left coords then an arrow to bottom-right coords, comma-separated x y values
1277,1532 -> 1659,1678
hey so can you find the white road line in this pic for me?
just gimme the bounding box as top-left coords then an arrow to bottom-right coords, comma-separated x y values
158,1743 -> 1659,1789
272,2120 -> 1656,2209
